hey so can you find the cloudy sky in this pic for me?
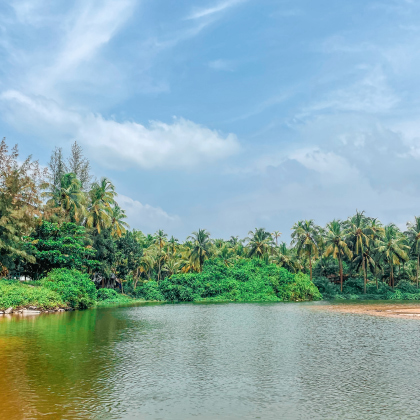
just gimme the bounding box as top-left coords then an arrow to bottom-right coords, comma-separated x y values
1,0 -> 420,239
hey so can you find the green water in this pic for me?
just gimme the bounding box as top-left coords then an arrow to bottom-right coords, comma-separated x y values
1,302 -> 420,419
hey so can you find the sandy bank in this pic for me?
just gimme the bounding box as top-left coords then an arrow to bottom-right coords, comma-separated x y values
317,302 -> 420,319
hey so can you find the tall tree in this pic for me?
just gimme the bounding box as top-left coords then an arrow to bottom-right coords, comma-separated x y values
272,231 -> 282,246
67,141 -> 92,190
110,204 -> 129,238
154,229 -> 168,281
345,211 -> 372,293
291,220 -> 320,281
188,229 -> 212,272
44,173 -> 86,222
376,224 -> 409,289
48,147 -> 68,191
247,228 -> 274,259
86,177 -> 116,234
405,216 -> 420,288
0,139 -> 46,272
323,220 -> 353,292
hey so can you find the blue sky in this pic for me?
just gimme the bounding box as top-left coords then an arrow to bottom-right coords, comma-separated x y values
1,0 -> 420,240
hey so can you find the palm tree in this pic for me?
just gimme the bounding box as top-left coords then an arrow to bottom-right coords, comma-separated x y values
291,220 -> 320,281
86,177 -> 116,234
270,242 -> 299,272
405,216 -> 420,288
188,229 -> 212,272
167,236 -> 179,257
110,204 -> 129,238
323,220 -> 353,292
154,229 -> 168,281
43,172 -> 86,222
376,224 -> 409,289
272,231 -> 282,246
247,228 -> 274,259
345,211 -> 372,293
218,245 -> 238,267
162,259 -> 180,277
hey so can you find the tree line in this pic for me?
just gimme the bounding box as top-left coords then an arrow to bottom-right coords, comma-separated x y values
1,138 -> 420,296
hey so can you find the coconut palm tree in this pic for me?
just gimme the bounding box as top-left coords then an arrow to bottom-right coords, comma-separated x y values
270,242 -> 299,273
247,228 -> 274,259
162,259 -> 180,277
110,204 -> 129,238
291,220 -> 320,281
44,172 -> 86,222
188,229 -> 212,272
272,231 -> 282,246
344,211 -> 373,293
86,177 -> 116,234
218,245 -> 238,267
376,224 -> 409,289
405,216 -> 420,288
323,220 -> 353,292
154,229 -> 168,281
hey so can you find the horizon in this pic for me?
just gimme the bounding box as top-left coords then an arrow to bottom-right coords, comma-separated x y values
1,0 -> 420,239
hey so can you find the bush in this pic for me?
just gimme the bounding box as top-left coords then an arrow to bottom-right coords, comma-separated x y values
396,280 -> 418,294
42,268 -> 97,309
158,259 -> 321,302
313,277 -> 340,299
133,281 -> 165,301
0,279 -> 64,310
97,288 -> 120,301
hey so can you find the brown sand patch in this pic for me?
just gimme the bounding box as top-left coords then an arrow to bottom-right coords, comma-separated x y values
315,302 -> 420,319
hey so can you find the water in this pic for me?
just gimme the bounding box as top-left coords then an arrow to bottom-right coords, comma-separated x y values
2,302 -> 420,419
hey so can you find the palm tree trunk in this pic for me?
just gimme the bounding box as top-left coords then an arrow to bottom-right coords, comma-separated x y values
309,258 -> 312,282
391,263 -> 394,290
417,254 -> 419,289
363,257 -> 367,294
339,254 -> 343,292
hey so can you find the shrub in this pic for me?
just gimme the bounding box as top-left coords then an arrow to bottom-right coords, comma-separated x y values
396,280 -> 418,294
42,268 -> 97,309
97,288 -> 120,301
133,281 -> 165,301
158,259 -> 321,302
0,279 -> 64,310
313,277 -> 340,299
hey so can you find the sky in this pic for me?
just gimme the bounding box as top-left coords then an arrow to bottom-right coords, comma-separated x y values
1,0 -> 420,240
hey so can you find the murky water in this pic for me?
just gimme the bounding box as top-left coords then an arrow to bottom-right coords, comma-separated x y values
2,302 -> 420,419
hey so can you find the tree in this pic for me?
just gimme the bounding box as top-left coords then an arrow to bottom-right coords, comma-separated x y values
154,230 -> 168,281
44,173 -> 86,222
188,229 -> 212,272
291,220 -> 320,281
272,231 -> 282,246
345,211 -> 372,293
24,221 -> 99,278
270,243 -> 299,273
323,220 -> 353,292
48,147 -> 68,191
376,224 -> 409,289
405,216 -> 420,288
247,228 -> 274,259
67,141 -> 92,190
110,204 -> 129,238
86,178 -> 116,234
0,139 -> 47,273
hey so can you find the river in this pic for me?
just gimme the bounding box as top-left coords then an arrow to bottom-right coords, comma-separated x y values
1,302 -> 420,419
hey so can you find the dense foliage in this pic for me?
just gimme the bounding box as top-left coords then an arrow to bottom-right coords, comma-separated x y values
42,269 -> 97,309
3,138 -> 420,307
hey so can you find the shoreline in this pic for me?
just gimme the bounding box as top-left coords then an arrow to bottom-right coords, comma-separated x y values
317,301 -> 420,319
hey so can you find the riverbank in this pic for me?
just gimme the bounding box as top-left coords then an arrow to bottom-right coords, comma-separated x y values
317,301 -> 420,319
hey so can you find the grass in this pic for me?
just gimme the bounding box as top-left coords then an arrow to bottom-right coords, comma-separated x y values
0,279 -> 66,310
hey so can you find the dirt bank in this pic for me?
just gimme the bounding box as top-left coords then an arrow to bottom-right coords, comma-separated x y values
317,302 -> 420,319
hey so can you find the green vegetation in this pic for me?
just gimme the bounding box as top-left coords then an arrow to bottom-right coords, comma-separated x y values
3,137 -> 420,310
0,280 -> 64,310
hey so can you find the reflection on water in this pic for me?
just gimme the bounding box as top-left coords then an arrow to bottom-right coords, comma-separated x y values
1,302 -> 420,419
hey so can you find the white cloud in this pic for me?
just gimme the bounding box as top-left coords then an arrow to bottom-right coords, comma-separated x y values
187,0 -> 246,20
0,90 -> 241,170
118,194 -> 180,232
208,59 -> 234,71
